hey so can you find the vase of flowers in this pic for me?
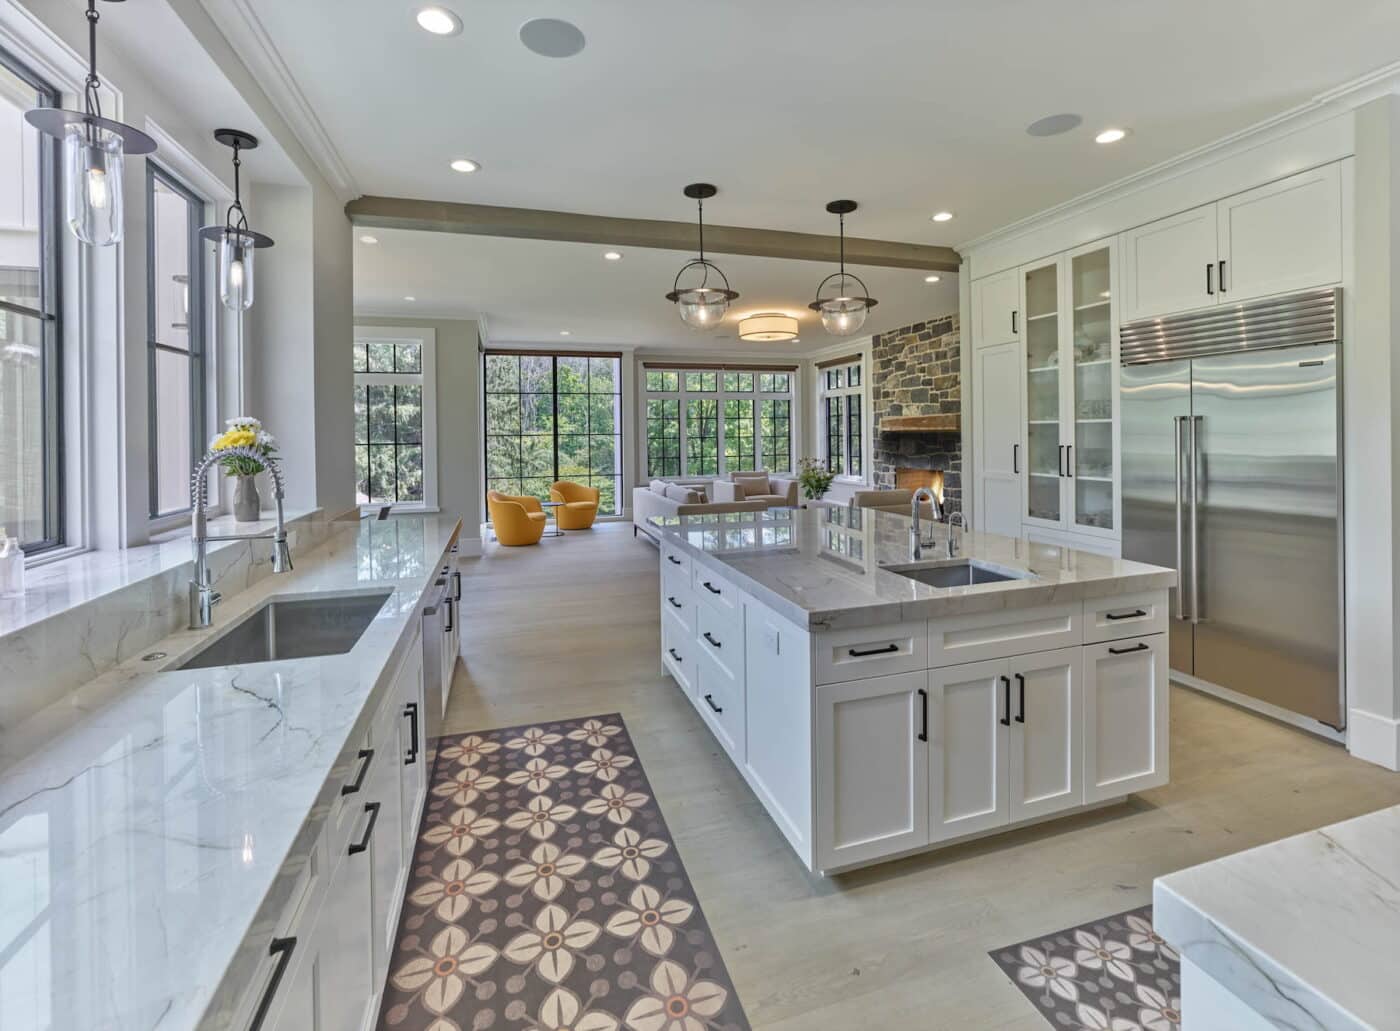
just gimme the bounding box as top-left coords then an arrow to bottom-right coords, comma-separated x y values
797,457 -> 837,501
208,417 -> 279,522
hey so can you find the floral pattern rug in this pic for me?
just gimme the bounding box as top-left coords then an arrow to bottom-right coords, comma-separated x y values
378,714 -> 750,1031
989,905 -> 1182,1031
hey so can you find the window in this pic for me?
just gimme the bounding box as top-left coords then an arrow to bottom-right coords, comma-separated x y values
484,352 -> 622,515
820,358 -> 865,479
643,366 -> 793,479
147,166 -> 206,517
353,329 -> 438,509
0,47 -> 62,553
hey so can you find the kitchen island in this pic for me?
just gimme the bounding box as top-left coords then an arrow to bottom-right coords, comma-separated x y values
652,506 -> 1176,873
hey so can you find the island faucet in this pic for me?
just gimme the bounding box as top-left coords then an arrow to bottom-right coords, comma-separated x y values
910,486 -> 943,560
189,446 -> 292,629
946,510 -> 966,558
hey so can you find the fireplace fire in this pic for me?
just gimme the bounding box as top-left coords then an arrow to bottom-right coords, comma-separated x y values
895,468 -> 945,504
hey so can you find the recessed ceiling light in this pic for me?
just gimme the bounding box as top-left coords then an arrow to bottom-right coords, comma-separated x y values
931,211 -> 954,223
359,235 -> 378,245
1026,113 -> 1083,137
519,17 -> 586,58
603,251 -> 622,261
559,330 -> 571,336
1095,128 -> 1129,144
450,158 -> 480,174
416,6 -> 462,36
403,296 -> 416,302
924,274 -> 941,283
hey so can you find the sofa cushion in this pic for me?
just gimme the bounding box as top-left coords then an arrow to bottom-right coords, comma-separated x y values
731,472 -> 771,498
649,478 -> 668,496
665,483 -> 702,504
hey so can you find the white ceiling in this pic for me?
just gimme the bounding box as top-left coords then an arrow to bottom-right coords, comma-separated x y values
352,229 -> 959,351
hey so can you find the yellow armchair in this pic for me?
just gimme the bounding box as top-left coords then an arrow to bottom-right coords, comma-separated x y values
549,481 -> 600,530
488,490 -> 547,546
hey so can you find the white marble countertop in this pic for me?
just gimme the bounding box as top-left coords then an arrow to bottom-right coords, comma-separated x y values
0,513 -> 462,1031
650,507 -> 1175,630
1154,804 -> 1400,1030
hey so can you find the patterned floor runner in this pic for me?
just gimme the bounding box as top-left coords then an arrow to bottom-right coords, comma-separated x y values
989,905 -> 1182,1031
378,714 -> 750,1031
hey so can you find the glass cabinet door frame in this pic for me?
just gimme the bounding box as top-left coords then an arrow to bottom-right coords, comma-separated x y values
1018,255 -> 1069,531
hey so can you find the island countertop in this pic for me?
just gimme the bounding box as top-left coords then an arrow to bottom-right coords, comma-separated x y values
0,513 -> 461,1031
650,506 -> 1175,630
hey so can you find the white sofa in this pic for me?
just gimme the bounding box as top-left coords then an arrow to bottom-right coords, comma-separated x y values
632,481 -> 766,543
709,470 -> 800,507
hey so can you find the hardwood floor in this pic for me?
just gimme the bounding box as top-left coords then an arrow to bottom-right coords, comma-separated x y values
447,522 -> 1400,1030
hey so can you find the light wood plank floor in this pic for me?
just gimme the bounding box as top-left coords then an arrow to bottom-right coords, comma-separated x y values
446,522 -> 1400,1030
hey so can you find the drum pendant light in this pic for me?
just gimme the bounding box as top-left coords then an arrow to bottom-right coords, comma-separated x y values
665,183 -> 739,329
810,200 -> 879,336
200,130 -> 275,312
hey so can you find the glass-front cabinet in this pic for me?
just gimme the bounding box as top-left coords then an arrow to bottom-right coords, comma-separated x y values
1020,241 -> 1118,538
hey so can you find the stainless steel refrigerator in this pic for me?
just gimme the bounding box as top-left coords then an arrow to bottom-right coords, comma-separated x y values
1120,288 -> 1343,730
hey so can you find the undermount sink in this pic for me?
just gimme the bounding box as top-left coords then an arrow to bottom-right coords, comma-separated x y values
175,591 -> 392,670
883,559 -> 1030,590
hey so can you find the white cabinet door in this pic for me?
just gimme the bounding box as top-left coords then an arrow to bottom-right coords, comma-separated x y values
369,695 -> 405,989
264,928 -> 321,1031
318,824 -> 376,1031
1007,647 -> 1083,822
398,642 -> 428,851
928,659 -> 1009,843
1083,635 -> 1169,802
972,268 -> 1022,349
973,340 -> 1023,538
1119,204 -> 1218,322
816,671 -> 929,870
1216,164 -> 1342,303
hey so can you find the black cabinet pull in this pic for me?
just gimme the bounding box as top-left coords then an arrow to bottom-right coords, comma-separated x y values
703,693 -> 723,714
849,643 -> 898,657
1206,262 -> 1215,295
1109,642 -> 1150,655
1058,445 -> 1066,478
1218,260 -> 1227,293
917,688 -> 929,742
667,554 -> 682,565
668,647 -> 682,662
453,570 -> 462,602
703,631 -> 722,649
444,595 -> 454,633
249,936 -> 297,1031
348,801 -> 381,856
1011,310 -> 1018,334
1000,676 -> 1011,726
404,703 -> 420,765
341,748 -> 373,796
1065,445 -> 1073,478
1105,609 -> 1147,621
1013,443 -> 1019,474
667,596 -> 682,609
1015,673 -> 1026,723
702,581 -> 722,595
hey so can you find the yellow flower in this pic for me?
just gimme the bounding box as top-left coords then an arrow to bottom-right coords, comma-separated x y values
213,429 -> 257,451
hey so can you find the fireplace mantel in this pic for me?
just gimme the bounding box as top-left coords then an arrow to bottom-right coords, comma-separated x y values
878,414 -> 960,433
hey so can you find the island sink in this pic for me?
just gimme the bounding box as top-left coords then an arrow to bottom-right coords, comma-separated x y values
882,558 -> 1030,589
175,590 -> 392,670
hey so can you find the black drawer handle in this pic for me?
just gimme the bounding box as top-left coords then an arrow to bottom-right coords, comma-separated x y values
703,631 -> 722,649
453,569 -> 462,602
667,554 -> 683,565
341,748 -> 373,796
249,936 -> 297,1031
668,647 -> 682,662
1109,642 -> 1150,655
348,801 -> 381,856
849,643 -> 899,658
702,581 -> 722,595
404,703 -> 420,765
703,693 -> 723,714
1000,676 -> 1011,726
1105,609 -> 1147,621
444,595 -> 454,632
667,596 -> 682,609
917,688 -> 928,742
1015,673 -> 1026,723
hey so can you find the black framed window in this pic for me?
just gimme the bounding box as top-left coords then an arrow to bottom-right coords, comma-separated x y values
484,352 -> 622,515
354,340 -> 427,504
643,367 -> 793,479
147,166 -> 207,517
760,398 -> 791,471
820,358 -> 864,478
645,398 -> 680,477
825,396 -> 845,475
0,46 -> 62,552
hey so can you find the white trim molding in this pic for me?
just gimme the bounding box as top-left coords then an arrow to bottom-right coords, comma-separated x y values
1347,707 -> 1400,771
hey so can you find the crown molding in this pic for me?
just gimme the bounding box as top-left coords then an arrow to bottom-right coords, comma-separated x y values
198,0 -> 358,201
959,60 -> 1400,256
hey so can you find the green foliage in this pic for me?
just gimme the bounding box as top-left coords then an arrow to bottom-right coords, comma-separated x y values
797,457 -> 836,500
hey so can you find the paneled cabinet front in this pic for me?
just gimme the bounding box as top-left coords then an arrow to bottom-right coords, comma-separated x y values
1083,634 -> 1169,802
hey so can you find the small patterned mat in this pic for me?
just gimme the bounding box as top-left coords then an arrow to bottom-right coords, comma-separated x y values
378,714 -> 750,1031
989,905 -> 1181,1031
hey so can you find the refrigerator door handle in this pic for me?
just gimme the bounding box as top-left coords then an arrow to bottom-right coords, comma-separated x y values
1189,415 -> 1202,624
1173,415 -> 1186,621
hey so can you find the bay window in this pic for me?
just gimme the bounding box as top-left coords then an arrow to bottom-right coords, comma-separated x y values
643,365 -> 793,479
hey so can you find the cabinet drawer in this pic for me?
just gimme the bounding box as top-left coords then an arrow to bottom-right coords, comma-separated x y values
928,602 -> 1081,667
695,646 -> 744,760
1083,591 -> 1168,644
814,621 -> 928,685
662,615 -> 695,697
660,540 -> 691,579
329,730 -> 377,860
693,564 -> 742,616
661,573 -> 695,634
696,602 -> 744,682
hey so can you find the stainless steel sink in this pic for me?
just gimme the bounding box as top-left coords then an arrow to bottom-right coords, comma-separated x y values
175,591 -> 392,670
883,559 -> 1030,590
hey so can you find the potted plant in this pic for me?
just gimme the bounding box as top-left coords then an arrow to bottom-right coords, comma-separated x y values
208,417 -> 279,522
797,457 -> 837,502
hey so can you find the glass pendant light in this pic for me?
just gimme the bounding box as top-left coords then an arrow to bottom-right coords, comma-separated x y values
665,183 -> 739,329
25,0 -> 158,247
810,200 -> 879,337
200,130 -> 275,312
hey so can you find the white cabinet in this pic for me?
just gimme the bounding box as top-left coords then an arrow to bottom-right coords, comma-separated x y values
972,340 -> 1023,538
816,671 -> 929,869
370,693 -> 406,990
399,639 -> 427,858
1083,635 -> 1169,802
317,803 -> 376,1031
1008,648 -> 1083,822
1120,203 -> 1220,322
928,660 -> 1007,842
972,267 -> 1021,350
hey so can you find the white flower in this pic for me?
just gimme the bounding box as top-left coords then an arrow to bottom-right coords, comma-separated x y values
506,726 -> 564,756
574,747 -> 635,784
1135,984 -> 1181,1031
528,987 -> 620,1031
421,807 -> 500,856
568,719 -> 622,747
1073,1002 -> 1142,1031
507,756 -> 571,794
505,794 -> 578,841
390,924 -> 498,1015
623,958 -> 728,1031
582,783 -> 650,826
503,903 -> 602,984
439,734 -> 500,767
432,765 -> 500,807
591,826 -> 668,882
408,857 -> 500,922
1017,944 -> 1079,1002
1125,914 -> 1179,962
605,884 -> 694,958
226,415 -> 261,430
1074,929 -> 1136,982
505,841 -> 587,902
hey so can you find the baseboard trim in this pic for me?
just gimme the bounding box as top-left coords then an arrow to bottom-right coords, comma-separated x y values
1346,707 -> 1400,771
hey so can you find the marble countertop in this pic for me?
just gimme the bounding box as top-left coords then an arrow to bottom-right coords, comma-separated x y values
0,513 -> 462,1031
651,507 -> 1175,630
1153,804 -> 1400,1031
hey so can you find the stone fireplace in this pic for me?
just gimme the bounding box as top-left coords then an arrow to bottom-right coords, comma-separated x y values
870,312 -> 961,515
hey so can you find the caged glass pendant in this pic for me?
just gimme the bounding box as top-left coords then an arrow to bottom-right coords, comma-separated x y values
665,183 -> 739,330
200,130 -> 275,312
810,200 -> 879,337
26,0 -> 158,247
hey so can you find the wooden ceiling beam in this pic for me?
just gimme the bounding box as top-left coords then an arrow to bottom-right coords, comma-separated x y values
346,195 -> 962,272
